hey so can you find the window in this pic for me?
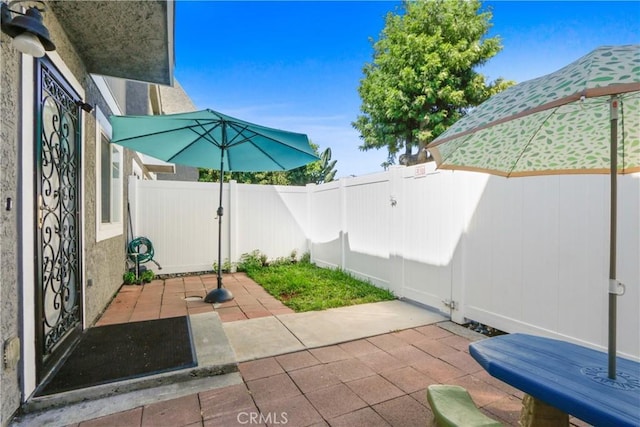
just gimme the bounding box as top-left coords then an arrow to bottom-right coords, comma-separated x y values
96,107 -> 123,241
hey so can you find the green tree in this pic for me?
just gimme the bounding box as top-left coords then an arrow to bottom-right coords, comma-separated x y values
318,148 -> 338,183
198,142 -> 338,185
198,169 -> 290,185
353,0 -> 513,166
288,147 -> 337,185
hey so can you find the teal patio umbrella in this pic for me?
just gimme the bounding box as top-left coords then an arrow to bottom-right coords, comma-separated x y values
428,45 -> 640,379
110,109 -> 318,302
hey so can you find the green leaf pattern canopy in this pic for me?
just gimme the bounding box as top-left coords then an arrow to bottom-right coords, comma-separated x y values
428,45 -> 640,176
427,44 -> 640,380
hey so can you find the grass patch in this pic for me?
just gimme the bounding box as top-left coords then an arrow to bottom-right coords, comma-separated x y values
243,260 -> 395,312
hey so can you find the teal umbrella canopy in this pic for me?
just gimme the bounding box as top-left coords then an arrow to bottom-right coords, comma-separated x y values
110,109 -> 319,172
110,109 -> 319,303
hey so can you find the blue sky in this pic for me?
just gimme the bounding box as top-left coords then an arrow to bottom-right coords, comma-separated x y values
175,1 -> 640,178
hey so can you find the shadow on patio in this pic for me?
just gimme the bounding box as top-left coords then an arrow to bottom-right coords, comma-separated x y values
17,274 -> 592,427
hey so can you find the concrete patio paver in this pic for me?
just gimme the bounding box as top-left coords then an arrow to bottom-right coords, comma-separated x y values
277,299 -> 446,347
198,383 -> 255,420
346,374 -> 405,405
380,366 -> 435,394
247,373 -> 302,407
329,407 -> 391,427
237,358 -> 285,382
21,323 -> 595,427
95,273 -> 294,327
258,393 -> 324,426
77,407 -> 142,427
10,273 -> 592,427
288,364 -> 343,394
373,394 -> 433,427
223,316 -> 306,361
139,394 -> 201,427
326,358 -> 376,382
305,383 -> 368,419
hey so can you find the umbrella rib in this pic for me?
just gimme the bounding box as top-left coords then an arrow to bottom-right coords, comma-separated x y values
190,120 -> 224,147
166,121 -> 224,163
223,124 -> 288,170
506,94 -> 636,176
242,141 -> 288,170
436,133 -> 473,171
224,123 -> 256,148
112,123 -> 201,144
223,122 -> 315,170
226,122 -> 312,155
506,108 -> 558,177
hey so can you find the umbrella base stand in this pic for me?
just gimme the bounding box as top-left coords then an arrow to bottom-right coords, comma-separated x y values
204,287 -> 234,303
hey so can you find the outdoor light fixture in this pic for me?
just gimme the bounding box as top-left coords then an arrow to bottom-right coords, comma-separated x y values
76,100 -> 94,113
1,0 -> 55,58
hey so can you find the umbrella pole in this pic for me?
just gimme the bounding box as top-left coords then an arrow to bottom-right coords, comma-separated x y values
217,166 -> 224,289
608,96 -> 620,380
204,146 -> 234,303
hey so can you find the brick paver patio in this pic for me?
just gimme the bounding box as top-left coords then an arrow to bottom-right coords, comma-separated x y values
71,325 -> 528,427
76,274 -> 590,427
96,272 -> 294,326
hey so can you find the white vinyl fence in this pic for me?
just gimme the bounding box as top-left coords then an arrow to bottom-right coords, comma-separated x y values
128,179 -> 310,274
128,165 -> 639,360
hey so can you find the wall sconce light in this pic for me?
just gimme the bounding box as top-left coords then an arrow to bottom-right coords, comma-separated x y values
1,1 -> 55,58
76,100 -> 94,113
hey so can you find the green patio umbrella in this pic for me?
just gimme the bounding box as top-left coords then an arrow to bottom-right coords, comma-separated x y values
110,109 -> 319,303
427,44 -> 640,379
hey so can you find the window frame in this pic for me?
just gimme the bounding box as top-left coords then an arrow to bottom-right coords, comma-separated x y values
95,107 -> 123,241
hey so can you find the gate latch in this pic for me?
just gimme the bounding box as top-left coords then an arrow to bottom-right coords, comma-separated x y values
442,299 -> 458,310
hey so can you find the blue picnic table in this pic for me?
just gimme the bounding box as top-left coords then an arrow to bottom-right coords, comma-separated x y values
469,333 -> 640,427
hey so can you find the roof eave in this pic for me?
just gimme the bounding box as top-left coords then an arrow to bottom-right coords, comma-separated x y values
50,0 -> 175,86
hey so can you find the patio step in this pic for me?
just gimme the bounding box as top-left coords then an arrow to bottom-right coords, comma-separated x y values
22,312 -> 237,413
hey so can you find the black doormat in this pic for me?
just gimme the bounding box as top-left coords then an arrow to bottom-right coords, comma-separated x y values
37,316 -> 197,396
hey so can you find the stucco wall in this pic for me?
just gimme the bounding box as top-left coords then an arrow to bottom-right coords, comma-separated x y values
0,4 -> 141,423
157,164 -> 199,182
0,31 -> 22,427
126,81 -> 149,115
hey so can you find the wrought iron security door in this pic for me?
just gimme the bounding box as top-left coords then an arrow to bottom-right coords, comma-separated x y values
35,57 -> 83,381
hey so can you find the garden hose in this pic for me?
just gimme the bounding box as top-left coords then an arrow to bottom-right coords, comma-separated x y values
127,237 -> 155,264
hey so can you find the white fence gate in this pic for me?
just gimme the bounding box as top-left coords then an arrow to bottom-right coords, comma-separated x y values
128,165 -> 639,360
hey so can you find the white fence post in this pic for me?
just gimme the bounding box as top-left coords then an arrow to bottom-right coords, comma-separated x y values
229,179 -> 238,270
340,177 -> 347,270
306,182 -> 316,261
450,171 -> 468,324
388,166 -> 405,297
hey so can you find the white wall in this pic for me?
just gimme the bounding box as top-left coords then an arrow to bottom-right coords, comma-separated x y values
129,167 -> 640,360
